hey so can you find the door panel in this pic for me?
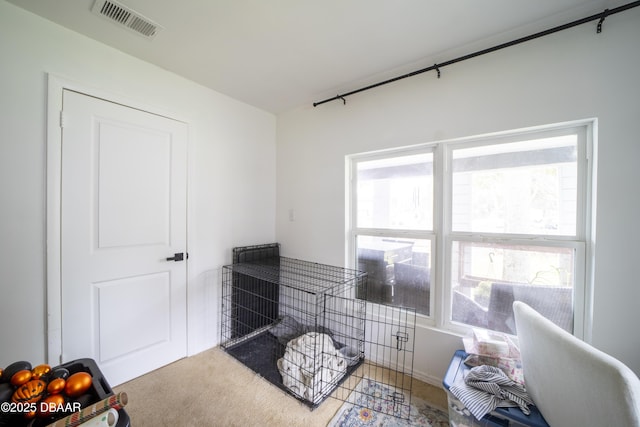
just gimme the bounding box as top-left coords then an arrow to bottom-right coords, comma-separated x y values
97,120 -> 171,249
61,89 -> 187,386
95,272 -> 171,362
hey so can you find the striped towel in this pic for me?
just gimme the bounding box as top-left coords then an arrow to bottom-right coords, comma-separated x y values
450,365 -> 534,420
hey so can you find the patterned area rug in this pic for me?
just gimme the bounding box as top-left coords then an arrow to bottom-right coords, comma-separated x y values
328,378 -> 449,426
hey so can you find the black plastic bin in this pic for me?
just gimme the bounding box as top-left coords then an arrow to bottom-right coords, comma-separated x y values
1,358 -> 130,427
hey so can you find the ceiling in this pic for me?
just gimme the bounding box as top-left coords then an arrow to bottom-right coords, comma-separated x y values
7,0 -> 626,113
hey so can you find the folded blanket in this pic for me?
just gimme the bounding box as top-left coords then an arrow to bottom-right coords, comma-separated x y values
450,365 -> 534,420
277,332 -> 347,403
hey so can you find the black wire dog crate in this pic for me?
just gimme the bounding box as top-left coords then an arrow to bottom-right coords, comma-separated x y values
221,243 -> 416,418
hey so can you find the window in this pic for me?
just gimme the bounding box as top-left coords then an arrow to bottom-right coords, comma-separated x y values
352,152 -> 434,316
348,122 -> 593,337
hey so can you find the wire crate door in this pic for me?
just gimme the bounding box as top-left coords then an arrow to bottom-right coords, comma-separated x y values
333,303 -> 417,420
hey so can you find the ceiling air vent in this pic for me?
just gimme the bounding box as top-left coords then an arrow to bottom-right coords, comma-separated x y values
91,0 -> 163,39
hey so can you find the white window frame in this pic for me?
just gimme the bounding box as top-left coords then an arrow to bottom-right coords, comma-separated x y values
347,146 -> 438,321
347,119 -> 596,340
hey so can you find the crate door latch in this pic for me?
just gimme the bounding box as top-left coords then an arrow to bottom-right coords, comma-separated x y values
391,391 -> 405,413
393,330 -> 409,351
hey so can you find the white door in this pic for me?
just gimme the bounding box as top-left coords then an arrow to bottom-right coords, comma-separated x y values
61,89 -> 188,386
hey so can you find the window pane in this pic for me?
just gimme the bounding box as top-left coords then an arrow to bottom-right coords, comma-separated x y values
452,135 -> 578,235
451,241 -> 574,334
357,153 -> 433,230
356,235 -> 431,315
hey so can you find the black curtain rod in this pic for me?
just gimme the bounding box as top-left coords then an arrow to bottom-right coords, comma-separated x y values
313,1 -> 640,107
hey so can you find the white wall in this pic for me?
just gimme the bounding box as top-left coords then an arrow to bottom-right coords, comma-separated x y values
0,1 -> 276,366
276,8 -> 640,384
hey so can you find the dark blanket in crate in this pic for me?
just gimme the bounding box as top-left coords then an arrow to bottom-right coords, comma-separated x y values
269,315 -> 335,346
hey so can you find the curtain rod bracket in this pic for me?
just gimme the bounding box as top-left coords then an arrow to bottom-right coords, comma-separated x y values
597,8 -> 609,33
434,64 -> 441,78
338,95 -> 346,105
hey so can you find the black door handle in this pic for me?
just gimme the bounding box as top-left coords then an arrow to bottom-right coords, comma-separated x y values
166,252 -> 184,262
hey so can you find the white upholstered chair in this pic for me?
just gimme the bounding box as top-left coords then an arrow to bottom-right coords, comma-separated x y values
513,301 -> 640,427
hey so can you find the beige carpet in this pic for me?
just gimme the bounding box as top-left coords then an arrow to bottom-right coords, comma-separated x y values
114,347 -> 448,427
